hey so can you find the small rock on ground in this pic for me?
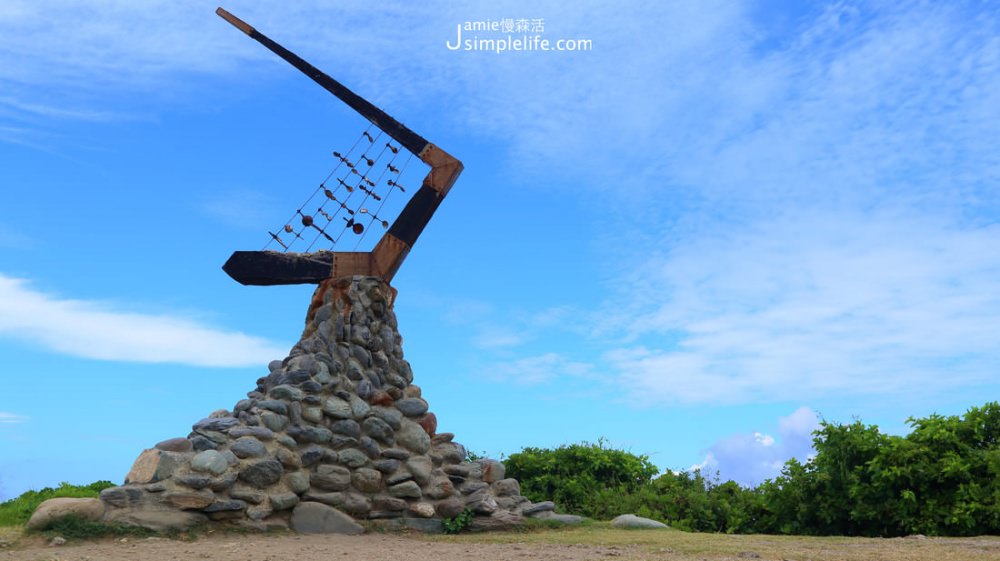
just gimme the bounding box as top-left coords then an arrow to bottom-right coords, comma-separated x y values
610,513 -> 669,529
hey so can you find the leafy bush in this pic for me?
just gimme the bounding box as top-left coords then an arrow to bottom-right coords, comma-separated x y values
507,402 -> 1000,537
760,402 -> 1000,537
586,470 -> 765,533
505,438 -> 658,517
0,481 -> 116,527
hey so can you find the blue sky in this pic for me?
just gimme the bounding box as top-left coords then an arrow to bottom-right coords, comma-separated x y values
1,0 -> 999,500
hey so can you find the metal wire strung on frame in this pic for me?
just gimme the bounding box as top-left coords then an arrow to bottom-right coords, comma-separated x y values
262,124 -> 414,253
352,149 -> 414,250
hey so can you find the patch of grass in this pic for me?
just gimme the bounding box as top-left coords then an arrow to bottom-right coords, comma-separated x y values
42,514 -> 157,540
423,523 -> 1000,561
0,481 -> 116,527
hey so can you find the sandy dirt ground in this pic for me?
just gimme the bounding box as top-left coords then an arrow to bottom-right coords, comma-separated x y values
3,533 -> 642,561
3,529 -> 1000,561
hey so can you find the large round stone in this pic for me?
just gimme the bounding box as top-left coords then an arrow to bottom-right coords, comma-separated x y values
351,468 -> 382,493
261,412 -> 289,432
322,397 -> 352,419
155,437 -> 193,453
270,492 -> 300,511
292,426 -> 334,444
418,413 -> 437,437
356,379 -> 373,399
362,417 -> 394,444
231,437 -> 267,459
371,406 -> 402,430
191,450 -> 229,475
193,417 -> 239,432
27,498 -> 105,531
291,502 -> 365,534
164,490 -> 215,510
492,478 -> 521,497
373,459 -> 400,473
311,465 -> 351,491
349,395 -> 370,419
405,456 -> 433,486
286,471 -> 310,494
269,384 -> 304,401
338,448 -> 369,468
257,400 -> 288,415
395,398 -> 429,417
331,419 -> 361,437
238,459 -> 284,488
437,497 -> 465,518
302,406 -> 324,423
387,480 -> 422,499
229,426 -> 275,440
396,420 -> 430,454
425,477 -> 456,499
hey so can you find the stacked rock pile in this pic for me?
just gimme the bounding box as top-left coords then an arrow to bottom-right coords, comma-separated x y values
94,276 -> 556,533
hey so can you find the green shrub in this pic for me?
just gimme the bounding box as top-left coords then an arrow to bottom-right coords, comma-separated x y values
503,401 -> 1000,537
505,438 -> 658,517
760,402 -> 1000,537
0,481 -> 116,527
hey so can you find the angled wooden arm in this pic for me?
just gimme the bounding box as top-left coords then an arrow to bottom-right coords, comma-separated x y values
217,7 -> 463,286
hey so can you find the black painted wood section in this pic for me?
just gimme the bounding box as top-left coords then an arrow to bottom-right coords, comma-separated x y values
387,184 -> 443,248
238,26 -> 429,156
222,251 -> 334,285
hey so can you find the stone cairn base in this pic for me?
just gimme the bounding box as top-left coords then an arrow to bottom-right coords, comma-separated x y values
93,277 -> 560,533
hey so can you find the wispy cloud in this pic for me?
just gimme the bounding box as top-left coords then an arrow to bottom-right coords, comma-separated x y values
692,407 -> 820,486
602,211 -> 1000,405
0,274 -> 288,367
581,2 -> 1000,406
0,412 -> 28,424
197,189 -> 280,231
10,1 -> 995,406
0,96 -> 122,122
483,352 -> 595,385
0,221 -> 35,249
395,2 -> 1000,409
470,327 -> 526,350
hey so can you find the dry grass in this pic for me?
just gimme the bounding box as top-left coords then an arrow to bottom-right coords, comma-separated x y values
424,522 -> 1000,561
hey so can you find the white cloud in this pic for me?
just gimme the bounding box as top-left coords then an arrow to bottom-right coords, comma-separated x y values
14,1 -> 988,405
484,352 -> 595,385
0,0 -> 755,175
603,211 -> 1000,405
0,412 -> 28,424
0,96 -> 123,121
470,327 -> 526,350
392,2 -> 1000,409
692,407 -> 820,486
587,3 -> 1000,407
465,305 -> 580,350
0,274 -> 288,367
